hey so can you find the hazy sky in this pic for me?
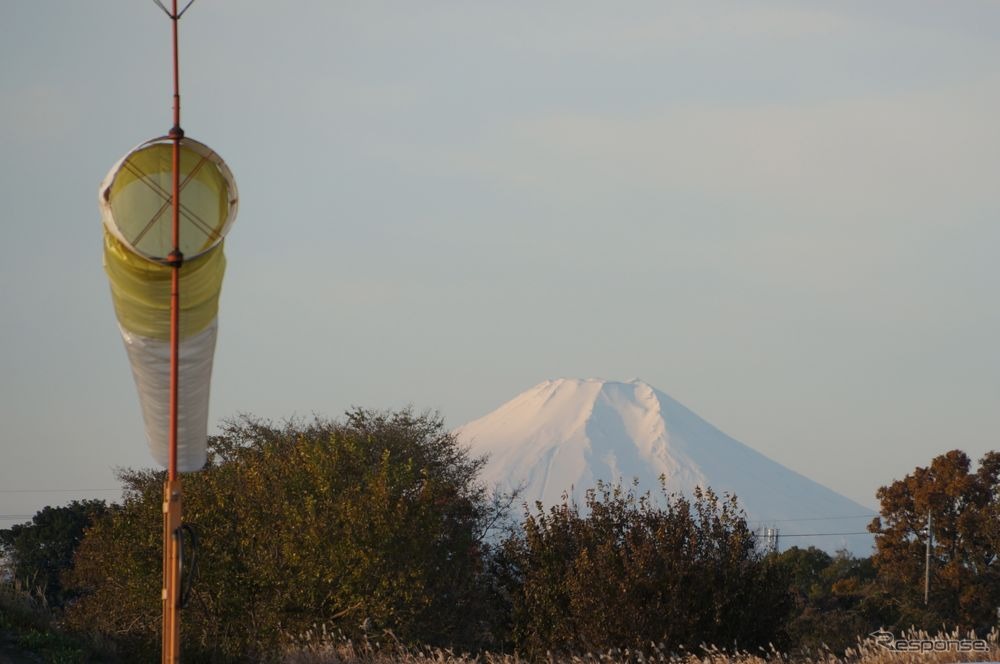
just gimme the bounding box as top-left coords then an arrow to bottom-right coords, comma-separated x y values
2,2 -> 998,526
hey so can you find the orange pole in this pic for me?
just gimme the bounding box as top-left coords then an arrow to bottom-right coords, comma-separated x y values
169,2 -> 181,483
163,480 -> 182,662
163,0 -> 184,661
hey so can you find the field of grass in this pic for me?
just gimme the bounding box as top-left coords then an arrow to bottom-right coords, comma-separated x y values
0,581 -> 94,663
6,577 -> 1000,664
280,628 -> 1000,664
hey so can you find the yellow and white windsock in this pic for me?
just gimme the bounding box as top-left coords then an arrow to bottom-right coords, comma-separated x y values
100,136 -> 238,472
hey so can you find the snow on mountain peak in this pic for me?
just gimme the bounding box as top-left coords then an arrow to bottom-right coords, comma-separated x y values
455,378 -> 875,555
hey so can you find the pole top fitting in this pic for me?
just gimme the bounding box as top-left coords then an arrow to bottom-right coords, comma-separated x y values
153,0 -> 197,20
169,125 -> 185,139
166,250 -> 185,268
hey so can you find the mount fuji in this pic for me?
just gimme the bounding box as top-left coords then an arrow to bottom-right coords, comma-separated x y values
455,378 -> 875,556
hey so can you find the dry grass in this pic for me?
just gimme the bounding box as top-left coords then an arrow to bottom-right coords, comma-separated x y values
0,580 -> 94,662
0,579 -> 51,632
280,628 -> 1000,664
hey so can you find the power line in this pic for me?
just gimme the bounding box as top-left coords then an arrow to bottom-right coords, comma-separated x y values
0,489 -> 120,493
749,513 -> 876,524
778,531 -> 872,537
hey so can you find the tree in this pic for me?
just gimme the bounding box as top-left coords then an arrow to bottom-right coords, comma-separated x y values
869,449 -> 1000,631
495,482 -> 790,658
773,547 -> 888,654
64,410 -> 510,661
0,500 -> 108,607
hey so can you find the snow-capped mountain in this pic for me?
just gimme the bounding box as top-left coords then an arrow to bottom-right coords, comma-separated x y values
455,378 -> 875,556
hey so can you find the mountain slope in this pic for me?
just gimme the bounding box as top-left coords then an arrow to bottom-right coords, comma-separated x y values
455,378 -> 875,555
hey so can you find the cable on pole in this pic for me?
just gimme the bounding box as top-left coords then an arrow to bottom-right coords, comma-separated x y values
177,524 -> 199,609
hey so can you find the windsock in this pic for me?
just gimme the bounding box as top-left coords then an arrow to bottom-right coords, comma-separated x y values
100,137 -> 238,472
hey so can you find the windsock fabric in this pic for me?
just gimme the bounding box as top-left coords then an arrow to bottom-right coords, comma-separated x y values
100,137 -> 237,472
100,137 -> 237,262
103,231 -> 225,341
117,319 -> 218,471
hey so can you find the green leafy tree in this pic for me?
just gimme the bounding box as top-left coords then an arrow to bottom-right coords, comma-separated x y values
869,449 -> 1000,631
0,500 -> 107,607
496,482 -> 789,658
775,546 -> 832,601
64,409 -> 510,661
774,547 -> 887,654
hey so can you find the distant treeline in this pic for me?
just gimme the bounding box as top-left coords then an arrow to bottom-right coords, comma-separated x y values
2,410 -> 999,662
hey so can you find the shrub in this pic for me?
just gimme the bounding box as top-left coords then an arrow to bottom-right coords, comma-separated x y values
64,409 -> 507,661
496,482 -> 790,658
0,500 -> 108,607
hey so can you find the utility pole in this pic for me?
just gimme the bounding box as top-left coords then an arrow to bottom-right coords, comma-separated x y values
161,1 -> 187,660
101,3 -> 236,660
924,509 -> 932,606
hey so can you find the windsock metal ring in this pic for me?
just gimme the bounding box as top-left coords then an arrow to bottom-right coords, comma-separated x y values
100,136 -> 237,472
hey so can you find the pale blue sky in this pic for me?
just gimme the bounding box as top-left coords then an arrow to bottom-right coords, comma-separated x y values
2,2 -> 999,525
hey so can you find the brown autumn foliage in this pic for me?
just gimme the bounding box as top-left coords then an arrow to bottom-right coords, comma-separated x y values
494,482 -> 790,659
869,449 -> 1000,631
